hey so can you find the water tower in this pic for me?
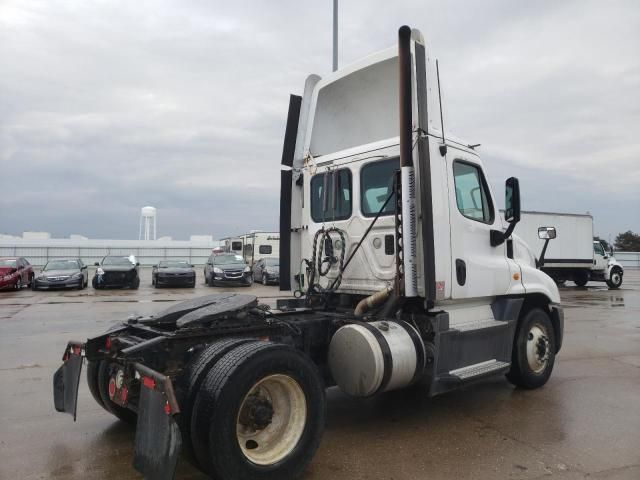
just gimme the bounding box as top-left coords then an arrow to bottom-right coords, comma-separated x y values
139,206 -> 157,240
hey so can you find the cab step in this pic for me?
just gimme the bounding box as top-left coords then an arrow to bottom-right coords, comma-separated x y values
449,359 -> 510,380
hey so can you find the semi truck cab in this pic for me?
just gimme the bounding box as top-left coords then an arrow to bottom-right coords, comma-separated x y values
53,26 -> 564,480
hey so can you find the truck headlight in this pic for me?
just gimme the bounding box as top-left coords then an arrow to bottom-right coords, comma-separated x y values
244,266 -> 251,273
213,267 -> 223,274
72,272 -> 83,278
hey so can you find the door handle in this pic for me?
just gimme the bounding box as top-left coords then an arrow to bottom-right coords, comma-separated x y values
456,259 -> 466,286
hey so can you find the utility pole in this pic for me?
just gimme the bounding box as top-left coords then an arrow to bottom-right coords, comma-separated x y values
333,0 -> 338,71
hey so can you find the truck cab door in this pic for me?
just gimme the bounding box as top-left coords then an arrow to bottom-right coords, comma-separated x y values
593,242 -> 608,272
448,156 -> 512,299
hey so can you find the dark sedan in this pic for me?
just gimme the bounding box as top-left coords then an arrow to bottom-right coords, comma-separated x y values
252,257 -> 280,285
92,255 -> 140,289
33,259 -> 88,290
204,253 -> 252,287
152,260 -> 196,288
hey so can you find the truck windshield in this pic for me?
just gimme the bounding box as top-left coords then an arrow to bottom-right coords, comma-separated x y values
158,261 -> 190,268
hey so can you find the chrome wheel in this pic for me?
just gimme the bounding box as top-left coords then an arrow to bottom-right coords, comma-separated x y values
236,374 -> 307,465
526,324 -> 550,374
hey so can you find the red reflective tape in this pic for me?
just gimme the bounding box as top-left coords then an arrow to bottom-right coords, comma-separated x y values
164,401 -> 171,415
72,346 -> 81,355
108,378 -> 116,399
142,377 -> 156,389
120,385 -> 128,403
105,337 -> 111,350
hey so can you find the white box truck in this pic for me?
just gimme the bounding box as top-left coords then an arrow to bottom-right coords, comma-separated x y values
513,211 -> 624,288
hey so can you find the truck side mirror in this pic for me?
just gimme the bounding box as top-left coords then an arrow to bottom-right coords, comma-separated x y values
536,226 -> 556,268
537,226 -> 556,240
504,177 -> 521,224
490,177 -> 521,247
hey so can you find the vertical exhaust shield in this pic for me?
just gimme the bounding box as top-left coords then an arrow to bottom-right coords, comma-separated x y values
398,26 -> 418,297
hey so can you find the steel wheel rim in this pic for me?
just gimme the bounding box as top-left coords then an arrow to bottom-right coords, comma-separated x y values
236,374 -> 307,465
526,324 -> 550,374
611,272 -> 621,286
15,278 -> 22,290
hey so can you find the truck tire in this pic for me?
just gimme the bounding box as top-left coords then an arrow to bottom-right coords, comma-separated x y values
176,337 -> 253,465
573,270 -> 589,287
606,268 -> 623,289
506,308 -> 556,389
130,276 -> 140,290
96,360 -> 137,425
86,360 -> 107,410
190,341 -> 325,480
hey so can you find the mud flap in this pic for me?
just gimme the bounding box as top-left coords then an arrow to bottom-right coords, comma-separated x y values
53,342 -> 84,420
133,364 -> 182,480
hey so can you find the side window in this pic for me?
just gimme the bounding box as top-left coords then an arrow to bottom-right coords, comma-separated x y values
594,243 -> 604,256
360,157 -> 399,217
310,169 -> 352,222
22,258 -> 30,266
231,241 -> 242,251
259,245 -> 272,255
453,161 -> 494,224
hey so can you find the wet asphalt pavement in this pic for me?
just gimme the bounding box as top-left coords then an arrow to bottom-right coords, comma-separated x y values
0,268 -> 638,480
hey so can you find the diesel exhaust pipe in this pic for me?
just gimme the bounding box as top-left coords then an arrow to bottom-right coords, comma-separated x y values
398,26 -> 418,297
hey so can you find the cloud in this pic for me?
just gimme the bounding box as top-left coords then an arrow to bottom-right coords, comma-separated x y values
1,0 -> 639,240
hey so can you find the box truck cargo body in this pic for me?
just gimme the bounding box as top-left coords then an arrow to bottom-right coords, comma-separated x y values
513,211 -> 623,288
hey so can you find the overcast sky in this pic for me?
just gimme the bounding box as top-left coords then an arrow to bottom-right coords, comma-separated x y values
1,0 -> 639,241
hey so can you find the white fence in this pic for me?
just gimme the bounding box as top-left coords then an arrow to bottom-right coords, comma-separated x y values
0,239 -> 221,266
615,251 -> 640,268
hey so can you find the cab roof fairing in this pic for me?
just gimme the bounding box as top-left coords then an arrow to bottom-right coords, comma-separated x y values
291,30 -> 474,171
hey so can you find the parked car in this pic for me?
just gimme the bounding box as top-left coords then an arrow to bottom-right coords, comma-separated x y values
252,257 -> 280,285
204,253 -> 252,287
92,255 -> 140,289
152,260 -> 196,288
33,259 -> 88,290
0,257 -> 34,290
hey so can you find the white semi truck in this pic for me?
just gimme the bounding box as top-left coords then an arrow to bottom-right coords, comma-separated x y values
513,211 -> 624,289
53,27 -> 564,480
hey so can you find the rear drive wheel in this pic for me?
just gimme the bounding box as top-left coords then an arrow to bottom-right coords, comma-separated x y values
131,276 -> 140,290
86,360 -> 107,410
176,338 -> 253,465
191,342 -> 325,479
27,274 -> 34,288
96,360 -> 137,424
507,308 -> 556,389
606,268 -> 623,289
262,274 -> 268,286
14,277 -> 22,290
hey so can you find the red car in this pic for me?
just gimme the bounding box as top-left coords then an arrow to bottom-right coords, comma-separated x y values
0,257 -> 34,290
